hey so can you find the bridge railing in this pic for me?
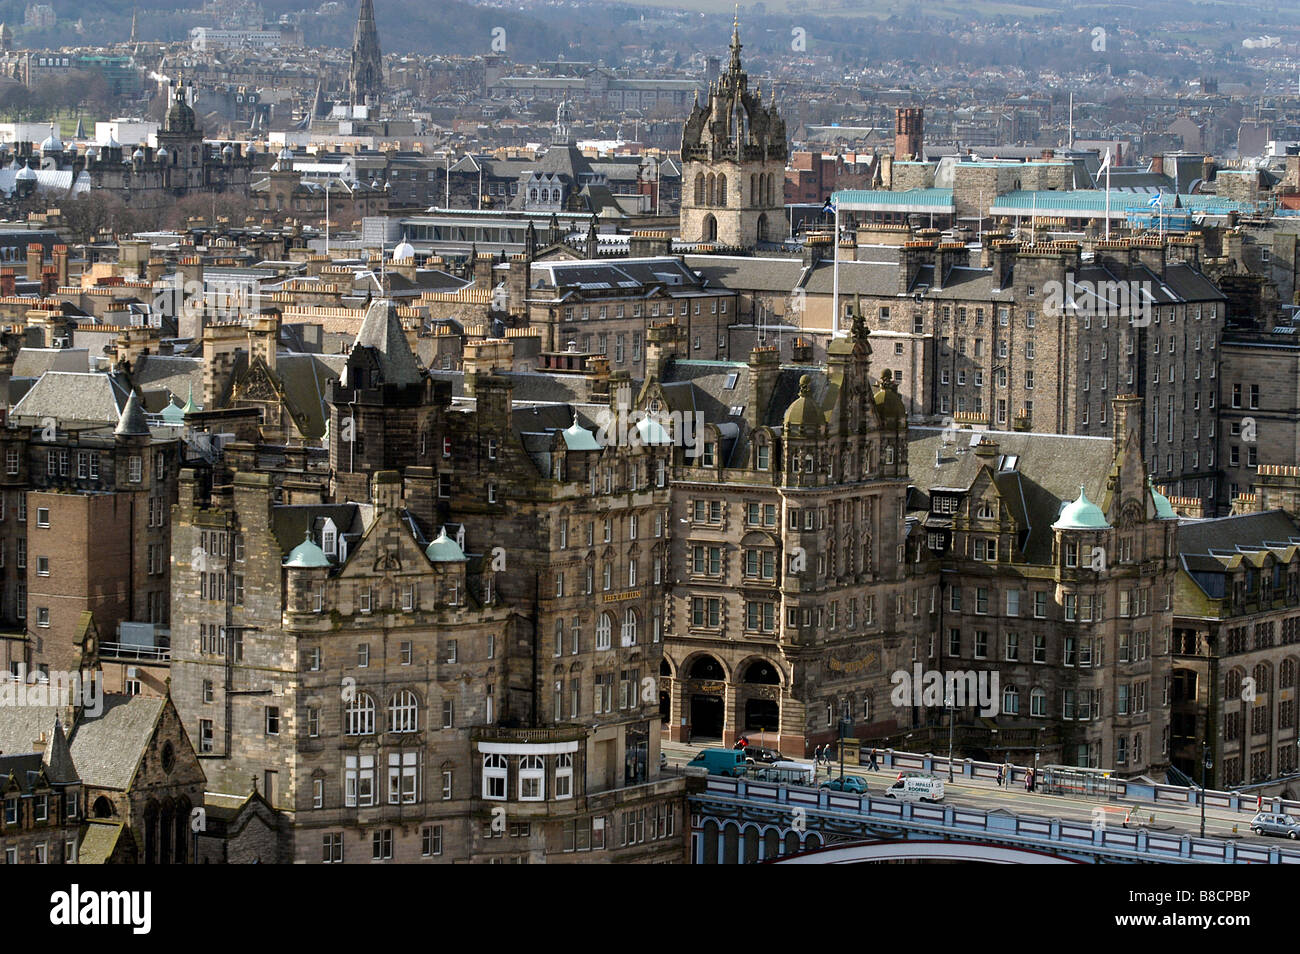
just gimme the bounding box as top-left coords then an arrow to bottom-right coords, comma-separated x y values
695,775 -> 1300,865
848,746 -> 1300,818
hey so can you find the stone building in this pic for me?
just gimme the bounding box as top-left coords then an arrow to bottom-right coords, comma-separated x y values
1170,507 -> 1300,791
906,396 -> 1177,777
168,301 -> 686,862
525,252 -> 736,380
83,82 -> 257,211
692,233 -> 1228,511
678,22 -> 787,247
0,385 -> 180,675
0,716 -> 81,865
657,313 -> 916,754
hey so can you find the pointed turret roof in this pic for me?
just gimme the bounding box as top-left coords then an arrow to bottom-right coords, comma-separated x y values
346,298 -> 423,387
114,389 -> 149,437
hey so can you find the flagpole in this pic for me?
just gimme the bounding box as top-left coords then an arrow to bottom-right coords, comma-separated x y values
1104,150 -> 1110,240
832,198 -> 840,337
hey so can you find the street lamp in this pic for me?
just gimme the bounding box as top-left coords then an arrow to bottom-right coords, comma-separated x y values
1200,742 -> 1212,839
946,688 -> 955,782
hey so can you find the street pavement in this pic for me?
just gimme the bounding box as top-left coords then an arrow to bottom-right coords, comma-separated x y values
662,739 -> 1286,842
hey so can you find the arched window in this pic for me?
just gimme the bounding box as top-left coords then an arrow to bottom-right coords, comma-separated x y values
621,607 -> 638,647
482,754 -> 507,799
388,690 -> 419,733
345,693 -> 376,735
862,694 -> 871,722
529,188 -> 538,202
717,174 -> 727,205
694,172 -> 705,204
1226,669 -> 1243,698
518,755 -> 545,800
707,173 -> 716,206
1281,658 -> 1296,689
1030,688 -> 1047,717
1002,684 -> 1020,715
750,173 -> 757,203
596,612 -> 613,650
556,752 -> 574,799
1253,662 -> 1272,692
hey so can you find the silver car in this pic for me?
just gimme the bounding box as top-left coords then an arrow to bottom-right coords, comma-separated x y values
1250,812 -> 1300,839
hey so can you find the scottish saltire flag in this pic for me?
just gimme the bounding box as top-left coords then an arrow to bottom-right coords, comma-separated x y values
822,196 -> 836,216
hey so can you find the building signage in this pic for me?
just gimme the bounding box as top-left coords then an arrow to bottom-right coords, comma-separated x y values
601,590 -> 642,603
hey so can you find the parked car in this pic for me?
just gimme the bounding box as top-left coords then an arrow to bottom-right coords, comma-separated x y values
687,748 -> 750,777
821,775 -> 869,794
1250,812 -> 1300,839
884,772 -> 945,803
743,746 -> 784,764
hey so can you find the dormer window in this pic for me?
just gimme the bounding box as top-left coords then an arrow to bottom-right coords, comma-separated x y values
321,519 -> 338,556
724,373 -> 739,390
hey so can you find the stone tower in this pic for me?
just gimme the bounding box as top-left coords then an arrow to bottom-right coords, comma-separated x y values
679,16 -> 787,247
349,0 -> 383,108
894,107 -> 924,161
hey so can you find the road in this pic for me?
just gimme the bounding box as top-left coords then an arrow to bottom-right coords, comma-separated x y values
661,740 -> 1292,843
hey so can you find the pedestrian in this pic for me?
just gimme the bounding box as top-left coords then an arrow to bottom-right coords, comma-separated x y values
1025,768 -> 1035,793
996,765 -> 1004,787
814,744 -> 823,770
1005,763 -> 1014,788
868,748 -> 879,772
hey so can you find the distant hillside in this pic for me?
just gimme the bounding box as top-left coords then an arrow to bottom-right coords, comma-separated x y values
0,0 -> 615,61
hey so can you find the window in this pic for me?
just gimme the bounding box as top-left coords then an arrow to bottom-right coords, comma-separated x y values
199,720 -> 213,753
345,693 -> 376,735
423,826 -> 443,857
483,754 -> 508,799
389,690 -> 419,733
345,755 -> 376,807
519,755 -> 545,800
388,752 -> 419,804
36,508 -> 49,528
265,706 -> 280,735
372,829 -> 393,860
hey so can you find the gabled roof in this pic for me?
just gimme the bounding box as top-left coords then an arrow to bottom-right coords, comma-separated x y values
66,694 -> 167,792
345,298 -> 424,388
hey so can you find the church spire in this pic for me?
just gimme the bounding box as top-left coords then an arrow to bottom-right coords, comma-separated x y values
349,0 -> 383,108
729,6 -> 742,74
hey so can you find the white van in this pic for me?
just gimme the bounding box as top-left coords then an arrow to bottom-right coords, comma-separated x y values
884,773 -> 945,803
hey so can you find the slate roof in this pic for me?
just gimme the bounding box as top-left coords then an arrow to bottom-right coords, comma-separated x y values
77,821 -> 125,864
270,504 -> 365,560
1177,510 -> 1300,556
64,695 -> 167,791
130,354 -> 203,404
274,353 -> 348,439
10,371 -> 132,427
907,426 -> 1118,563
12,348 -> 89,378
346,299 -> 425,388
683,255 -> 805,295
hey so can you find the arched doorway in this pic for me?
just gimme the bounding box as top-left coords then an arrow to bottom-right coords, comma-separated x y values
756,212 -> 768,244
702,214 -> 717,242
741,659 -> 781,734
688,655 -> 726,740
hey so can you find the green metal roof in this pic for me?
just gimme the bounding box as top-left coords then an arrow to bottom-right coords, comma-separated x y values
426,528 -> 467,563
284,533 -> 330,568
1053,485 -> 1111,531
562,421 -> 601,451
832,188 -> 955,212
1150,477 -> 1177,520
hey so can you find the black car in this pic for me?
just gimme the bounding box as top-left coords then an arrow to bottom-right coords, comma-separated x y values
743,746 -> 784,764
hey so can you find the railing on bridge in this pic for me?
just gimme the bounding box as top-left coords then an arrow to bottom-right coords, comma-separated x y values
689,775 -> 1300,865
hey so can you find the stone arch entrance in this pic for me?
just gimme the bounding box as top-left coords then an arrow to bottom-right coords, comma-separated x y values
686,654 -> 727,741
